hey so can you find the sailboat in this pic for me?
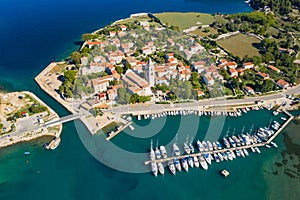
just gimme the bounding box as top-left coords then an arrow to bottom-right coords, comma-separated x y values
149,140 -> 155,160
155,140 -> 161,159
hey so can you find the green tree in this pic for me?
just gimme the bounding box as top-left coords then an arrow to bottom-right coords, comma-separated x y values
59,85 -> 65,94
115,65 -> 124,74
81,33 -> 98,41
70,51 -> 82,65
261,79 -> 274,93
64,70 -> 77,84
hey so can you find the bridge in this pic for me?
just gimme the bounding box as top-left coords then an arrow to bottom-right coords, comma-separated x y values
45,113 -> 83,127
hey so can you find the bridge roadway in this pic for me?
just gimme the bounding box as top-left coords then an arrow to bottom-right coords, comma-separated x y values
44,113 -> 83,127
109,85 -> 300,115
144,111 -> 294,165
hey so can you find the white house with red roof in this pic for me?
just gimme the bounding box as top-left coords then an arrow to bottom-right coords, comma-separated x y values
226,61 -> 238,69
277,79 -> 289,89
243,62 -> 254,69
268,65 -> 281,73
229,68 -> 238,77
245,86 -> 255,95
119,24 -> 127,31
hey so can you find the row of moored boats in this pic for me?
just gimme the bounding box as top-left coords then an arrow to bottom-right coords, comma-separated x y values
142,106 -> 266,120
149,120 -> 281,177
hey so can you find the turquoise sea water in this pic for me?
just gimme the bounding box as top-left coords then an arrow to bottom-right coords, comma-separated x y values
1,0 -> 300,199
1,110 -> 300,200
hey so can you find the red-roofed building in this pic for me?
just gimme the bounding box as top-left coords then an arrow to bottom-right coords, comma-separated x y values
256,72 -> 269,80
87,41 -> 101,48
245,86 -> 255,95
195,89 -> 205,97
98,92 -> 107,101
268,65 -> 281,73
277,79 -> 289,89
243,62 -> 254,69
107,89 -> 117,100
120,24 -> 127,31
109,31 -> 116,37
227,61 -> 238,69
229,68 -> 238,77
236,68 -> 245,76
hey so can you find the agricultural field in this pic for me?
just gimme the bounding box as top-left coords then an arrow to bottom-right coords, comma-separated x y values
217,33 -> 261,58
154,12 -> 215,30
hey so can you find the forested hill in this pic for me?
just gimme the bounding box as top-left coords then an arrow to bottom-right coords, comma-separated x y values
251,0 -> 300,14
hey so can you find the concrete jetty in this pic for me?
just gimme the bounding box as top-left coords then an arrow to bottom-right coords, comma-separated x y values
106,122 -> 133,141
266,110 -> 293,144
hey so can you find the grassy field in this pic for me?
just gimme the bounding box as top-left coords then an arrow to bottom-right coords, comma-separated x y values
154,12 -> 215,30
115,15 -> 151,24
217,33 -> 261,58
190,27 -> 218,37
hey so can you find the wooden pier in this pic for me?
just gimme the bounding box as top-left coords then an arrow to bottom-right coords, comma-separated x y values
106,122 -> 133,141
144,110 -> 294,165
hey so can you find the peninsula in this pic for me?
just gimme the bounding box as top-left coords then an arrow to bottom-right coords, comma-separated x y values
34,8 -> 300,138
0,91 -> 62,148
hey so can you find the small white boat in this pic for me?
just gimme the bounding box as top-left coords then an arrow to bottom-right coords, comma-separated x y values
181,158 -> 189,172
193,156 -> 200,168
240,149 -> 245,157
281,117 -> 287,121
250,146 -> 255,153
151,162 -> 158,177
184,143 -> 191,154
255,147 -> 261,153
218,152 -> 224,161
265,144 -> 271,148
159,146 -> 168,158
157,162 -> 165,175
197,140 -> 204,152
150,148 -> 155,160
270,142 -> 278,148
189,143 -> 195,154
199,155 -> 208,170
173,143 -> 180,156
168,160 -> 176,175
174,158 -> 182,172
155,148 -> 161,159
204,154 -> 212,165
188,156 -> 194,168
243,148 -> 249,156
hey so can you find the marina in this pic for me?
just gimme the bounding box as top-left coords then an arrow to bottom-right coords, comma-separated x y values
145,110 -> 294,176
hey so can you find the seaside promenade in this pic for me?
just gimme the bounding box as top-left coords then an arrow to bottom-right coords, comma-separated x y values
108,84 -> 300,116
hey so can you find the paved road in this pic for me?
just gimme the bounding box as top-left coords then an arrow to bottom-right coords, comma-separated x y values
109,85 -> 300,115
